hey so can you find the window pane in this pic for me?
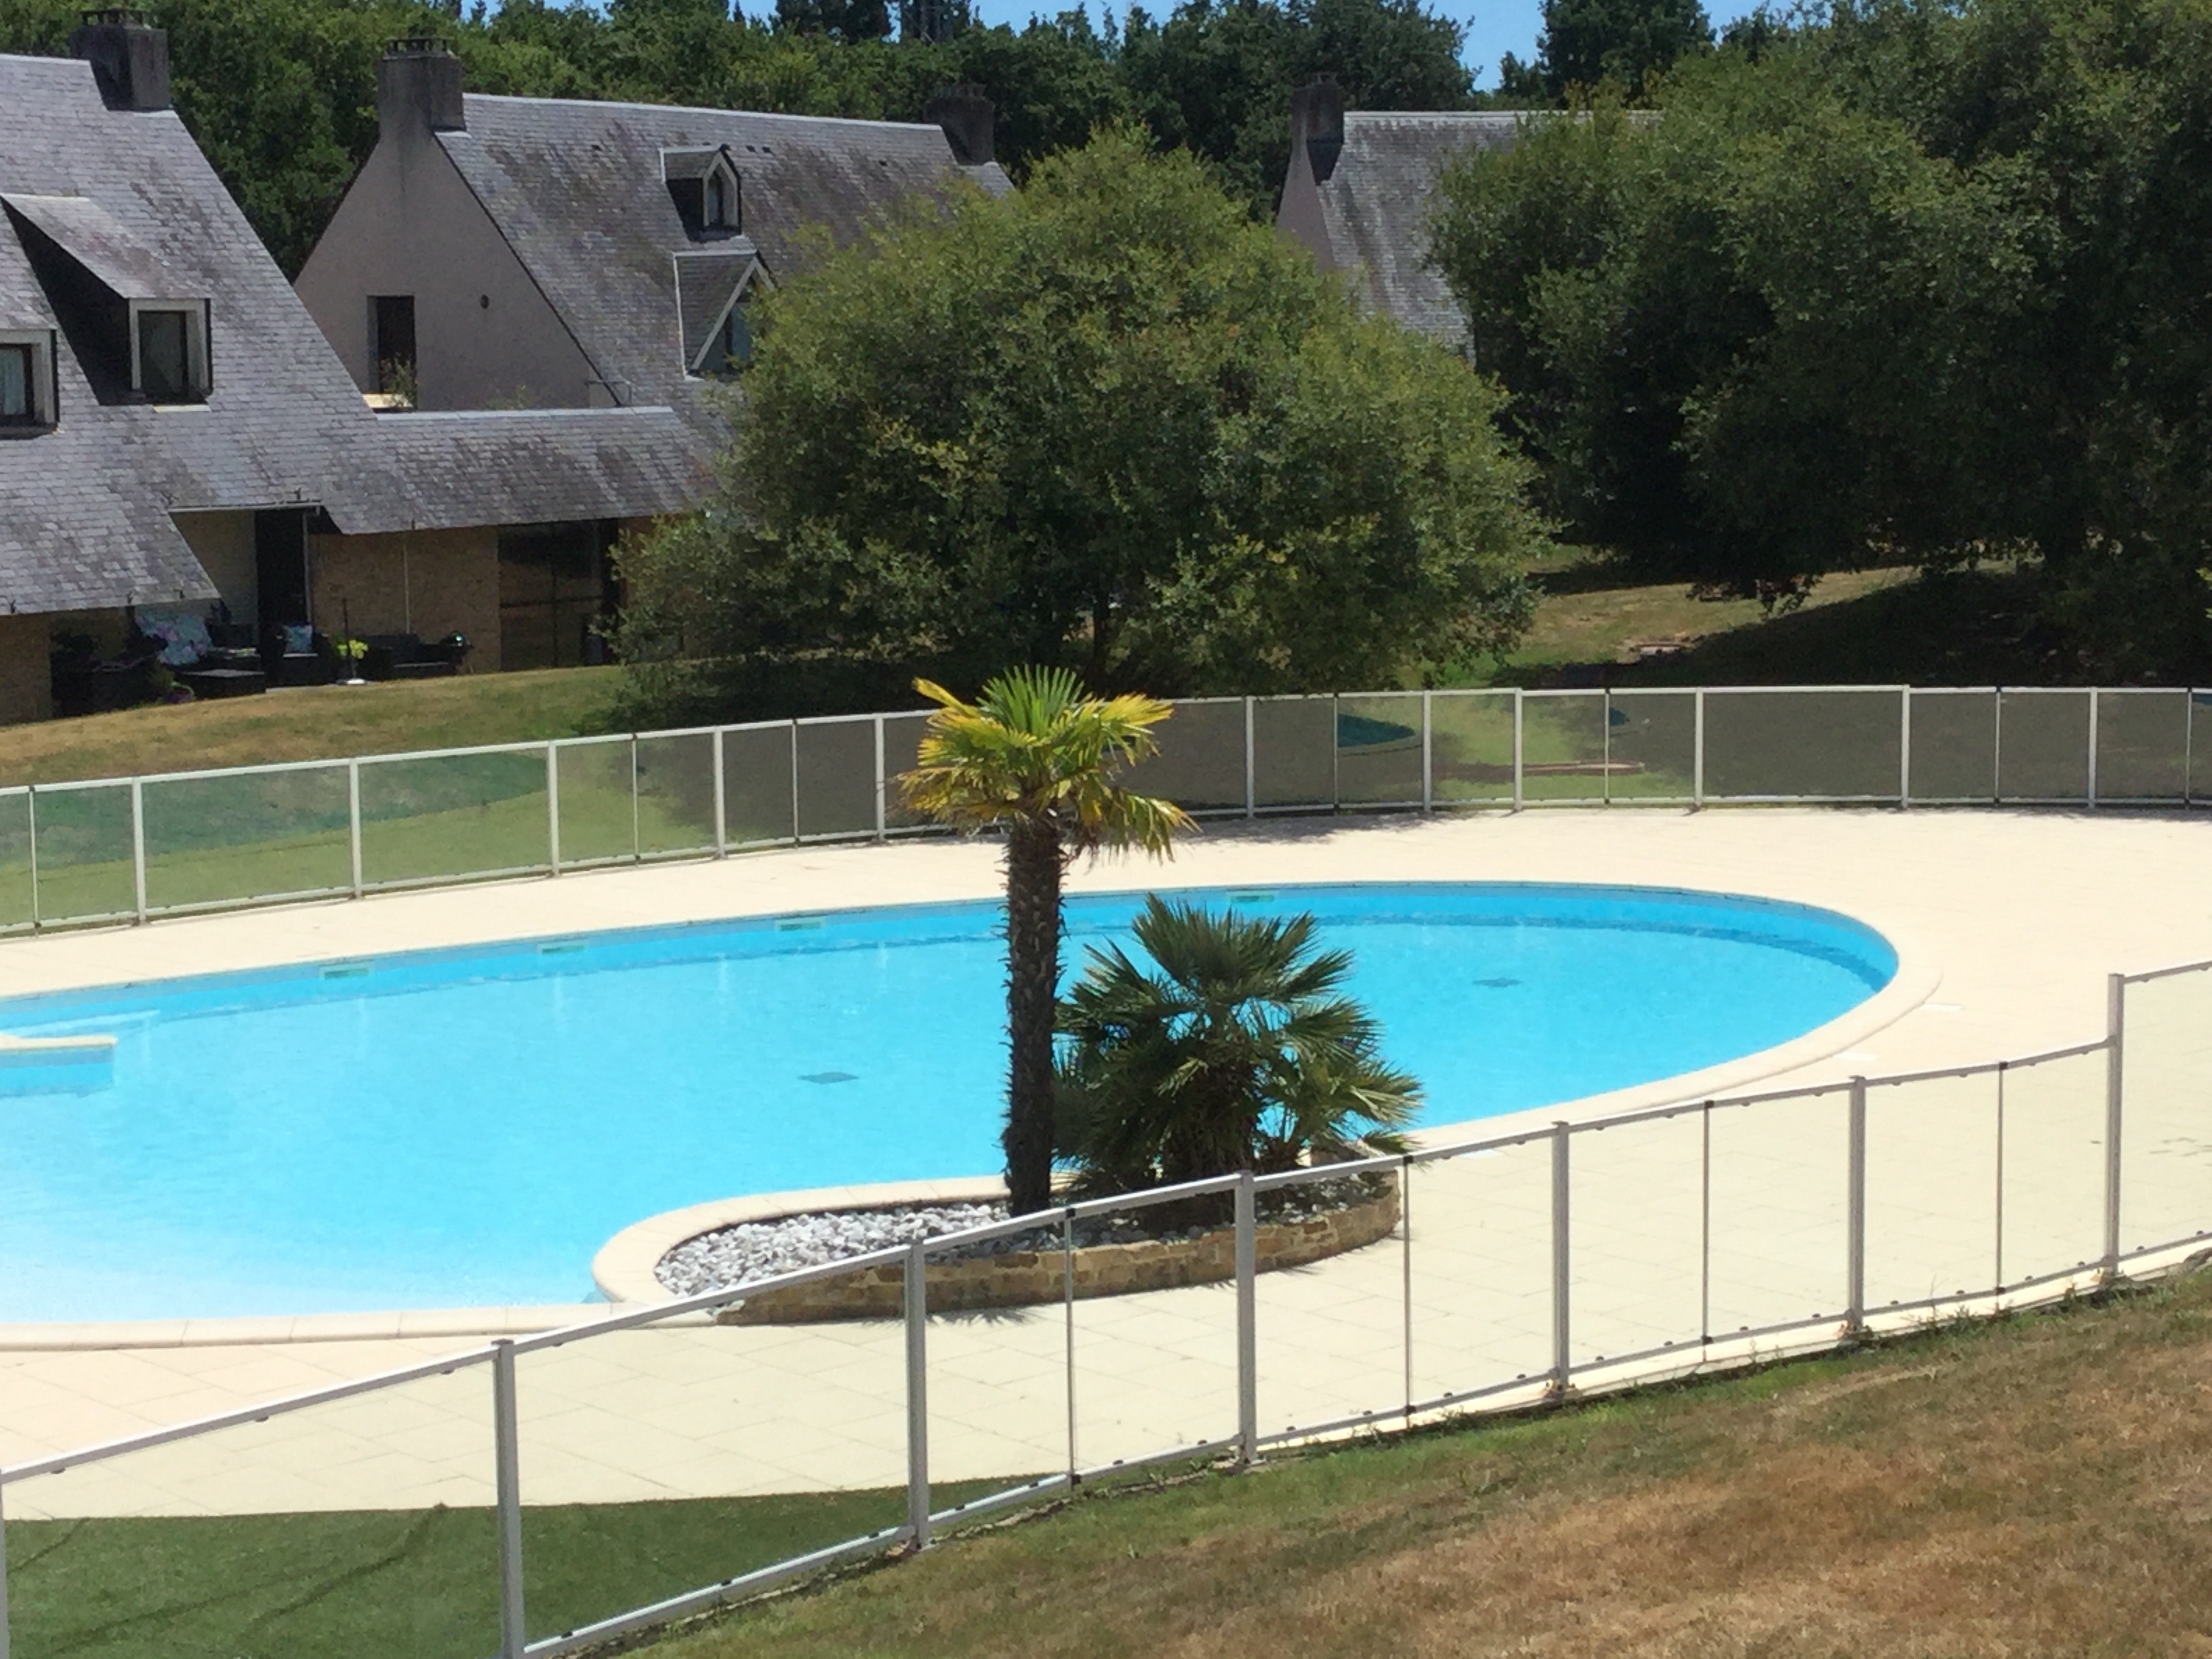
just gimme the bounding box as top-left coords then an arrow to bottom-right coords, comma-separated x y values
0,345 -> 28,419
138,310 -> 189,401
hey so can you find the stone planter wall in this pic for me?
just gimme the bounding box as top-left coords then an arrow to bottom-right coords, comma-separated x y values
720,1175 -> 1401,1325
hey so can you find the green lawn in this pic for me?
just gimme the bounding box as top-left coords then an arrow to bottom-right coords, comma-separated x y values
5,1481 -> 1011,1659
644,1276 -> 2212,1659
14,1279 -> 2203,1659
0,668 -> 627,789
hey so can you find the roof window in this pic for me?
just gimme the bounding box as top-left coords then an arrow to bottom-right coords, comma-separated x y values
130,300 -> 209,403
0,331 -> 56,430
662,147 -> 740,239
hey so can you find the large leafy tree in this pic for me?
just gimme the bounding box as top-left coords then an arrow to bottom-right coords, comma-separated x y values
897,668 -> 1191,1216
1496,0 -> 1714,100
1055,895 -> 1418,1195
615,128 -> 1540,716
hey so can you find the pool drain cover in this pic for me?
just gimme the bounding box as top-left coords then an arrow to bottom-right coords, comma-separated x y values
801,1071 -> 859,1084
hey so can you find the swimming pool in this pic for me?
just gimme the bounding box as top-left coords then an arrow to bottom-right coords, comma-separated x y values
0,883 -> 1894,1322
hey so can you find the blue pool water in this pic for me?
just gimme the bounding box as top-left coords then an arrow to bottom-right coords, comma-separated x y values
0,883 -> 1893,1322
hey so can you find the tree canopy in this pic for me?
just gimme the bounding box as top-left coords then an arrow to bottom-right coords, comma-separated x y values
1433,0 -> 2212,677
613,129 -> 1542,717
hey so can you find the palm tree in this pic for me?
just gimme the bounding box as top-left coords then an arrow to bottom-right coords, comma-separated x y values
1055,896 -> 1419,1197
899,668 -> 1193,1214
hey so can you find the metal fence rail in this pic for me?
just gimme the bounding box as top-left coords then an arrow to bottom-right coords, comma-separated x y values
1,952 -> 2207,1657
1,685 -> 2207,934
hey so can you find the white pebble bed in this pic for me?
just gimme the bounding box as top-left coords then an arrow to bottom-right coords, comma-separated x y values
654,1176 -> 1383,1298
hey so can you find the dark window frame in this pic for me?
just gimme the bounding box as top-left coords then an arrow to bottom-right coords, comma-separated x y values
0,342 -> 35,426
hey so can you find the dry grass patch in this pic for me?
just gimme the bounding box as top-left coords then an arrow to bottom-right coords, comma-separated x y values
651,1275 -> 2212,1659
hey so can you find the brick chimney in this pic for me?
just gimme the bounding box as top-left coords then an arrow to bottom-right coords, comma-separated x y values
1291,75 -> 1346,184
925,84 -> 994,167
377,37 -> 466,138
70,9 -> 169,112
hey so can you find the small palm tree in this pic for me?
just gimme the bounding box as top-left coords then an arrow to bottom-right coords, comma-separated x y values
1055,895 -> 1420,1197
900,668 -> 1193,1215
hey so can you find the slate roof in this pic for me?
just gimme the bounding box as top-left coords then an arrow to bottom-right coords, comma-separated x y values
0,53 -> 706,618
1290,112 -> 1528,342
437,95 -> 1011,442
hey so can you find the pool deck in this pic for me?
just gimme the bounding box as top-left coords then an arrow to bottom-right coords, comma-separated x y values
1,805 -> 2208,1515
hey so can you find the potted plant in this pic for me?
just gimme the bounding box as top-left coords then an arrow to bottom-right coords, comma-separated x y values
331,636 -> 369,686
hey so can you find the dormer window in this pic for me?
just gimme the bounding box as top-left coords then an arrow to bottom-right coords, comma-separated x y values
129,300 -> 208,402
0,331 -> 56,430
663,147 -> 739,237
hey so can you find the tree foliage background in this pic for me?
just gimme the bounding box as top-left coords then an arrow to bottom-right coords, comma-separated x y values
0,0 -> 1479,274
613,130 -> 1542,716
1435,0 -> 2212,678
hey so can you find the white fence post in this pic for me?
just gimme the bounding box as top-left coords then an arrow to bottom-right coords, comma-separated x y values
2087,689 -> 2100,808
712,729 -> 728,858
129,777 -> 147,923
546,742 -> 562,874
1511,690 -> 1525,812
1692,691 -> 1706,808
493,1339 -> 527,1659
348,759 -> 364,897
1845,1077 -> 1867,1338
1236,1170 -> 1258,1461
1243,699 -> 1256,820
2104,973 -> 2125,1284
905,1240 -> 932,1549
0,1472 -> 12,1659
1899,688 -> 1913,806
1550,1122 -> 1570,1393
1420,692 -> 1433,814
874,715 -> 888,842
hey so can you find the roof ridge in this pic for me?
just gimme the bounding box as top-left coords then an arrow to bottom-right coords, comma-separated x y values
462,92 -> 945,136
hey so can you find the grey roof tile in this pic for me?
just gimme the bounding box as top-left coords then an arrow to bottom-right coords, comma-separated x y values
0,54 -> 713,617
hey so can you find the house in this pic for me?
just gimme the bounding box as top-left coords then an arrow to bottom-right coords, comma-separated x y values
1273,77 -> 1527,344
0,16 -> 699,726
295,41 -> 1009,458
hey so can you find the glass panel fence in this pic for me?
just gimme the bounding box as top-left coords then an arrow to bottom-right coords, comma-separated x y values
2,1364 -> 498,1659
1702,688 -> 1903,800
1251,696 -> 1335,811
140,764 -> 353,913
1705,1088 -> 1851,1340
1067,1190 -> 1241,1467
1863,1071 -> 1999,1316
922,1223 -> 1076,1516
1427,690 -> 1517,807
2094,689 -> 2188,802
722,722 -> 795,847
1907,689 -> 1997,802
635,731 -> 719,858
518,1281 -> 912,1647
794,717 -> 877,840
357,748 -> 551,888
1568,1109 -> 1704,1372
556,737 -> 637,868
1124,698 -> 1246,815
1254,1166 -> 1407,1439
1604,690 -> 1697,802
880,711 -> 933,831
1998,690 -> 2090,802
1519,691 -> 1607,803
27,781 -> 135,923
1996,1047 -> 2108,1292
1406,1136 -> 1553,1408
0,787 -> 29,928
1335,693 -> 1425,808
2118,966 -> 2212,1258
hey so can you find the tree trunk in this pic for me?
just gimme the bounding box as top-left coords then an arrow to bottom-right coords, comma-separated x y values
1002,818 -> 1065,1216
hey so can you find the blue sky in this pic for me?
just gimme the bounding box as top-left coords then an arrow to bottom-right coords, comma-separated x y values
962,0 -> 1763,90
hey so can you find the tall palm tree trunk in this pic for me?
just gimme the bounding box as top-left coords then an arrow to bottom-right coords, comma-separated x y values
1002,818 -> 1064,1215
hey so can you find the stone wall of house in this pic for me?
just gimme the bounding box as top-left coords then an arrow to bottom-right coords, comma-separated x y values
308,527 -> 501,671
723,1178 -> 1403,1325
0,613 -> 52,725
